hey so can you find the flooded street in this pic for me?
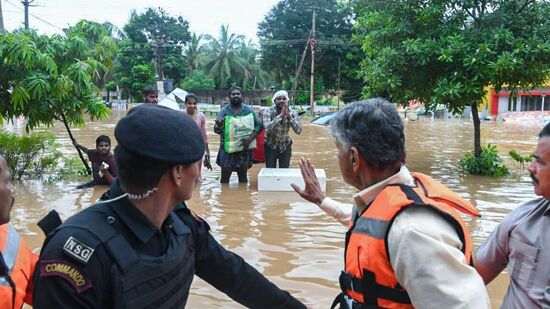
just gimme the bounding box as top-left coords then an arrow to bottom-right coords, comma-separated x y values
9,109 -> 541,308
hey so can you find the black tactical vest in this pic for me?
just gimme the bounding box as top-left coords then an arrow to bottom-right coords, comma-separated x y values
47,201 -> 195,309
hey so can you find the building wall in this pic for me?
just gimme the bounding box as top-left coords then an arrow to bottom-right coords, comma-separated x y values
187,89 -> 274,106
498,96 -> 509,113
487,82 -> 550,115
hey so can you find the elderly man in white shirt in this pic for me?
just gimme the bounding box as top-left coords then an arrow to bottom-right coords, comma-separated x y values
291,98 -> 490,309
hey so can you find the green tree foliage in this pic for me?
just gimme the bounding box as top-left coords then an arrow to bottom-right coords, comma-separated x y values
124,7 -> 190,45
64,20 -> 119,89
203,25 -> 248,89
0,28 -> 110,131
258,0 -> 363,99
354,0 -> 550,158
105,81 -> 118,92
113,7 -> 191,99
113,39 -> 156,100
181,70 -> 215,90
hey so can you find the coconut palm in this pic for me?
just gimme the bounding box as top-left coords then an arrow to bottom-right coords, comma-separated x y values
235,40 -> 270,90
102,21 -> 127,41
203,25 -> 247,89
184,33 -> 206,75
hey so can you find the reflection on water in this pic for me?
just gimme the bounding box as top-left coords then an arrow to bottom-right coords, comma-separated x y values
9,110 -> 542,308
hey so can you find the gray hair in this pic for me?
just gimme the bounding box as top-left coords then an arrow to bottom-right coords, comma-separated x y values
540,122 -> 550,139
330,98 -> 405,168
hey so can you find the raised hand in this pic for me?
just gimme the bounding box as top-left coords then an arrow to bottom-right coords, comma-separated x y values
291,157 -> 325,205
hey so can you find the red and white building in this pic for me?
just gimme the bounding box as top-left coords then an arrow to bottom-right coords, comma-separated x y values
487,83 -> 550,116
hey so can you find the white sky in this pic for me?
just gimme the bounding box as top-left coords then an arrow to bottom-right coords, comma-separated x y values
2,0 -> 280,42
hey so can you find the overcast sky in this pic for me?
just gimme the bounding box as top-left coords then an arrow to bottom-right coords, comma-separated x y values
2,0 -> 280,42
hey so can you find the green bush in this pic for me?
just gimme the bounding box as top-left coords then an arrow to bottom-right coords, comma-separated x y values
59,156 -> 89,177
294,92 -> 310,104
508,150 -> 534,170
316,98 -> 335,106
0,130 -> 59,180
181,71 -> 216,90
459,144 -> 509,177
0,130 -> 85,180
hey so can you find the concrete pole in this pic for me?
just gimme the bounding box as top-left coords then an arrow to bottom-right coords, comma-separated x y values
22,0 -> 34,29
309,8 -> 316,113
0,0 -> 5,33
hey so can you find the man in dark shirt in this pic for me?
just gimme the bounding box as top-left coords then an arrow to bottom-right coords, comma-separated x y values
214,86 -> 262,183
73,135 -> 116,189
33,104 -> 305,308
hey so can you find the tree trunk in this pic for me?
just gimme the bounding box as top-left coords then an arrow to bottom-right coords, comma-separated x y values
471,103 -> 482,157
60,112 -> 92,175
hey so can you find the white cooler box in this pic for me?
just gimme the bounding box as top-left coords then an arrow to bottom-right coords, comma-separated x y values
257,168 -> 326,192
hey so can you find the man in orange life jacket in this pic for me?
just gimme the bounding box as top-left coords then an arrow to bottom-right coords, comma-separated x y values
0,151 -> 38,309
292,98 -> 490,308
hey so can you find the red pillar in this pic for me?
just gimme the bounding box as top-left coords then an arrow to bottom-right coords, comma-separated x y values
490,94 -> 499,115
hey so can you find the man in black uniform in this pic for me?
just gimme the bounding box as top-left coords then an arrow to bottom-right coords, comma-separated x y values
33,104 -> 305,308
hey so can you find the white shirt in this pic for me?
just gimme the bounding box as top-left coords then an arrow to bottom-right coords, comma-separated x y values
476,197 -> 550,308
319,166 -> 490,308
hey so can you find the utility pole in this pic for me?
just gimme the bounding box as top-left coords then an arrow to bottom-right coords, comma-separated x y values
154,22 -> 165,95
337,57 -> 341,111
290,39 -> 309,106
309,7 -> 316,113
156,38 -> 164,81
0,0 -> 5,33
0,0 -> 5,34
21,0 -> 35,29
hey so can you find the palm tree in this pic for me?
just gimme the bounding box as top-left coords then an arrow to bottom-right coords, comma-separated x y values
203,25 -> 247,89
100,21 -> 128,100
102,21 -> 127,41
235,40 -> 270,90
184,33 -> 206,75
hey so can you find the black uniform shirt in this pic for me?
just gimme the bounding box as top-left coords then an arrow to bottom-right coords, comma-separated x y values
33,182 -> 305,308
32,197 -> 191,308
109,198 -> 174,257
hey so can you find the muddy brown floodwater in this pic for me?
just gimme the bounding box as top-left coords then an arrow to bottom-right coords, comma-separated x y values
7,107 -> 542,308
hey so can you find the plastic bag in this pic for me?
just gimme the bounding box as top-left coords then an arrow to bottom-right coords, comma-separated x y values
224,113 -> 257,153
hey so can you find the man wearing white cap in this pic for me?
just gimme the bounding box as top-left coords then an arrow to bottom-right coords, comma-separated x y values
261,90 -> 302,168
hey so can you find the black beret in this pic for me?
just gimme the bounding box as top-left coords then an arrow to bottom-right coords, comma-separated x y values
114,104 -> 205,165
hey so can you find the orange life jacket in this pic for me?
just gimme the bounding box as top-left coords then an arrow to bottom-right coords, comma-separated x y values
337,173 -> 479,309
0,223 -> 38,309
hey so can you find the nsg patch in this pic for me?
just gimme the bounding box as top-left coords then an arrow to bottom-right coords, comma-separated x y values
62,236 -> 95,264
